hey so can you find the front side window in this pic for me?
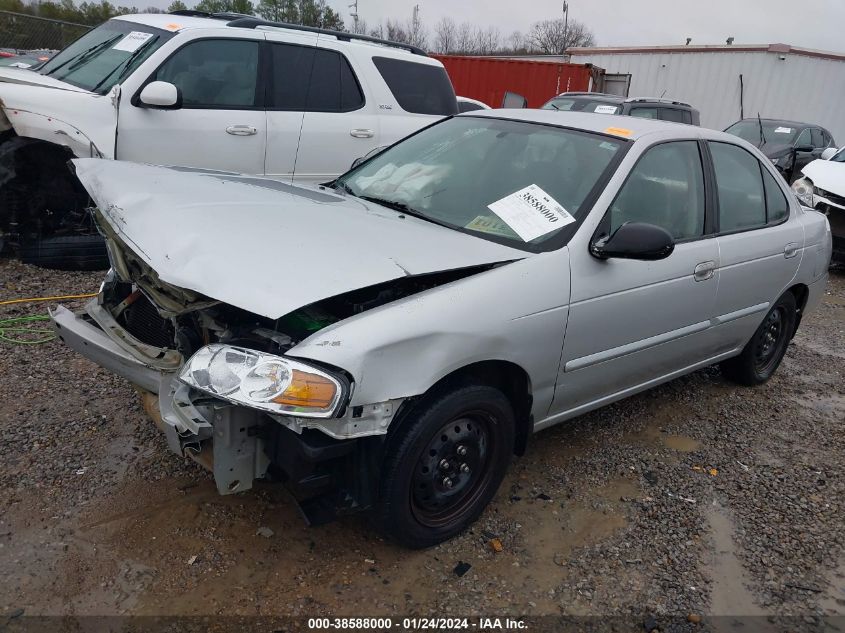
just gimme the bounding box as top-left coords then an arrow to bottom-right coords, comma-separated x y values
155,39 -> 259,108
335,117 -> 625,250
39,19 -> 174,94
710,142 -> 766,232
810,128 -> 824,148
372,56 -> 458,116
609,141 -> 705,240
795,128 -> 812,147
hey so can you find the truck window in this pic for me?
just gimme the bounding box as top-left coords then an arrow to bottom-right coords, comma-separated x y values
372,57 -> 458,116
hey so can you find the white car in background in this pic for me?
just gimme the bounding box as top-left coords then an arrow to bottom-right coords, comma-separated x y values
0,11 -> 458,268
792,146 -> 845,261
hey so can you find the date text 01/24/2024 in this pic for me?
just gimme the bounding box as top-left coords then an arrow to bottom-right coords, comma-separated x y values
307,617 -> 528,630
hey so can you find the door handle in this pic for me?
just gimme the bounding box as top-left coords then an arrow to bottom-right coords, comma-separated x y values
784,242 -> 800,259
350,129 -> 375,139
226,125 -> 258,136
693,261 -> 715,282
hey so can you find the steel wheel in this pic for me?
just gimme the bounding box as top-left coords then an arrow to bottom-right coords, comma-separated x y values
753,306 -> 786,374
411,412 -> 496,528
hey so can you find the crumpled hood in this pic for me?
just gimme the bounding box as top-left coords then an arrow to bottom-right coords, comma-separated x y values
802,159 -> 845,198
0,66 -> 89,92
73,159 -> 528,320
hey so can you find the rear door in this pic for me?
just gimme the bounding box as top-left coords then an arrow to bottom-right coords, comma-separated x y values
292,46 -> 380,184
708,141 -> 803,351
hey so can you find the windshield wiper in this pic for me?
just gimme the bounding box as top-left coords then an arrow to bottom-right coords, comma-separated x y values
357,195 -> 456,230
46,34 -> 123,77
91,35 -> 158,93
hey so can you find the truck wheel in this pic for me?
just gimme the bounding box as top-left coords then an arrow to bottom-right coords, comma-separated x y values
720,292 -> 797,386
19,234 -> 109,271
375,384 -> 514,549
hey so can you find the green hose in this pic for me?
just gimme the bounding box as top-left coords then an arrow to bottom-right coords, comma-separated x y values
0,315 -> 56,345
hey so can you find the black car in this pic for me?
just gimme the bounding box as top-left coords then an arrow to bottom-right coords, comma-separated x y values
542,92 -> 701,126
724,118 -> 836,183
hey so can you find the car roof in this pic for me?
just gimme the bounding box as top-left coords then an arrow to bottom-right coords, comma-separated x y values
732,118 -> 813,129
112,13 -> 438,62
466,109 -> 733,142
550,93 -> 624,103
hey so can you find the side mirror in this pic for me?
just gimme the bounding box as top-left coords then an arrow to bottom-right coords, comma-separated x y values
138,81 -> 181,109
794,144 -> 814,153
501,91 -> 528,109
591,222 -> 675,261
821,147 -> 838,160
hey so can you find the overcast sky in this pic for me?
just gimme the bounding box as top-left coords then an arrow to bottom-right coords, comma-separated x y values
320,0 -> 843,53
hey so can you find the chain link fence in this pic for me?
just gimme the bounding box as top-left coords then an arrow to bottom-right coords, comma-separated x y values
0,10 -> 91,53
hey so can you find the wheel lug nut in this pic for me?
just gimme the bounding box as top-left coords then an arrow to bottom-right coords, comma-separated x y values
442,477 -> 454,489
456,445 -> 467,456
460,463 -> 470,474
439,459 -> 450,471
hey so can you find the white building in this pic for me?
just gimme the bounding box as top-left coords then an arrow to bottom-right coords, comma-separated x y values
519,43 -> 845,142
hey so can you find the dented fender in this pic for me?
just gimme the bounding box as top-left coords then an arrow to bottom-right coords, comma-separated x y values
289,251 -> 573,422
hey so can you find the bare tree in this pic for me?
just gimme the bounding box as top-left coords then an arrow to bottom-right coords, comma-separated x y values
385,18 -> 409,43
433,16 -> 456,54
369,22 -> 384,39
474,25 -> 500,54
455,21 -> 475,53
508,30 -> 526,53
529,17 -> 595,54
349,17 -> 368,34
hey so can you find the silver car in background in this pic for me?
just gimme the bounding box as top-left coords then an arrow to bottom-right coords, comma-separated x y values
53,111 -> 832,548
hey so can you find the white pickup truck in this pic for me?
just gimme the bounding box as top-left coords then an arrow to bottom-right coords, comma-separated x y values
0,11 -> 458,268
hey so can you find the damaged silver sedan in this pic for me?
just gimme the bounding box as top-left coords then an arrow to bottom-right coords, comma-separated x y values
52,111 -> 832,548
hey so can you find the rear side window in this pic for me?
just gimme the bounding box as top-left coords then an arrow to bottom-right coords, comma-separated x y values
373,57 -> 458,115
269,44 -> 364,112
810,128 -> 824,147
762,168 -> 789,224
710,142 -> 766,232
660,108 -> 691,124
629,106 -> 658,119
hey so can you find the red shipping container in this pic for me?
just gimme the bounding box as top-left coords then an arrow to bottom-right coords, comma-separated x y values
432,55 -> 597,109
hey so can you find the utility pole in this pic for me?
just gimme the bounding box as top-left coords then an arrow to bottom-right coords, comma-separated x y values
348,0 -> 359,33
562,1 -> 569,56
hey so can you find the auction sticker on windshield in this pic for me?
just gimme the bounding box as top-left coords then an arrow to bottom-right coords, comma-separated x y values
774,127 -> 793,134
113,31 -> 154,53
487,184 -> 575,242
594,105 -> 618,114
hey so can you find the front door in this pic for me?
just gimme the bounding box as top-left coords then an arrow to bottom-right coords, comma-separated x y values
553,140 -> 720,415
117,36 -> 266,174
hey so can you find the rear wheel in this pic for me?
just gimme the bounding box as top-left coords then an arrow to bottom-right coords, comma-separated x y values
375,384 -> 514,548
720,292 -> 797,386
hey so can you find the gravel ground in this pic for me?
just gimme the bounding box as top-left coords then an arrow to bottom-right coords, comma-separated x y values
0,256 -> 843,627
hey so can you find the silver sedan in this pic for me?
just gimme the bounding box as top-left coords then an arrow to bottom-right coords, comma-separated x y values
53,110 -> 832,548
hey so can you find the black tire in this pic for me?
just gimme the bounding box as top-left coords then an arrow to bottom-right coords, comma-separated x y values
19,234 -> 109,271
375,383 -> 515,549
720,292 -> 797,386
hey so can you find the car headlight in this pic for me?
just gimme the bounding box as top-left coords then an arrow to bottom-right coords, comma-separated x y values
179,344 -> 346,418
791,177 -> 815,207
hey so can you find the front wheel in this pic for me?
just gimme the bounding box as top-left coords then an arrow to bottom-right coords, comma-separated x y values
720,291 -> 797,386
375,384 -> 515,549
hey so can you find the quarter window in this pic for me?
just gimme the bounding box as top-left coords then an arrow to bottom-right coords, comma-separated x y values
609,141 -> 705,240
155,39 -> 260,108
629,107 -> 658,119
762,168 -> 789,224
709,142 -> 766,232
372,56 -> 458,116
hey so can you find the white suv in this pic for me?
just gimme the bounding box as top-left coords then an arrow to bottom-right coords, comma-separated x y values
0,11 -> 457,267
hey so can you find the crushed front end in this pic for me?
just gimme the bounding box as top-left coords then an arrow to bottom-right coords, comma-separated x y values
50,224 -> 402,524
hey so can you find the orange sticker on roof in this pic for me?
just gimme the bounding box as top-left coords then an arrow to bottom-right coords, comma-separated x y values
605,127 -> 633,137
165,23 -> 182,30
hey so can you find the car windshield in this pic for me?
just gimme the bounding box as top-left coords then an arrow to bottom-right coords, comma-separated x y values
725,120 -> 800,145
542,97 -> 621,114
335,116 -> 626,250
38,19 -> 174,94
